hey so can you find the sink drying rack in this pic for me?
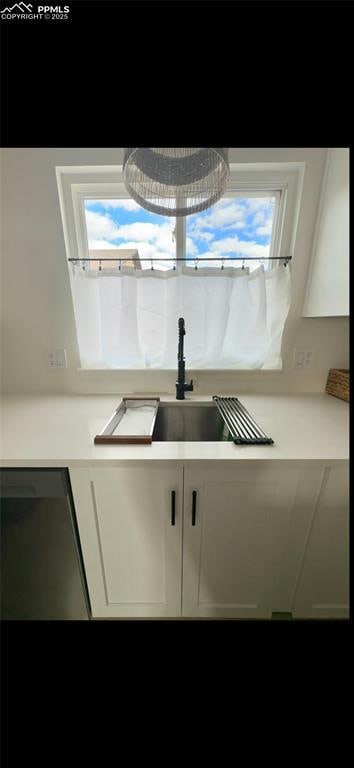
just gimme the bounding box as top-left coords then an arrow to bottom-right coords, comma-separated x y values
212,396 -> 274,445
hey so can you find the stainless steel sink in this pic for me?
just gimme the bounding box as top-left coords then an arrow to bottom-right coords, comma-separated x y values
152,403 -> 227,442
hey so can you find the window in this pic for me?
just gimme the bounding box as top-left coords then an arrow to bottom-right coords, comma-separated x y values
185,194 -> 278,271
83,198 -> 176,271
82,193 -> 278,273
57,163 -> 303,370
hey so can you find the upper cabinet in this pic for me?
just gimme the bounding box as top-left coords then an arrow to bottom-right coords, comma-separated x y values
302,148 -> 349,317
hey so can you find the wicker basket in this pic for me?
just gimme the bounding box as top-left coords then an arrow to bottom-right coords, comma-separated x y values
325,369 -> 349,402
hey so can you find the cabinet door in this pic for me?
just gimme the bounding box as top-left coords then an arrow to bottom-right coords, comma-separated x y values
182,466 -> 300,618
302,148 -> 349,317
293,465 -> 349,618
70,467 -> 183,618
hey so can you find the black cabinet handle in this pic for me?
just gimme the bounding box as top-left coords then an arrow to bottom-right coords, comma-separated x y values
192,490 -> 197,526
171,490 -> 176,526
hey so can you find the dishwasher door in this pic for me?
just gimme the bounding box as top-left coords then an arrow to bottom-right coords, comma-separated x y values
0,469 -> 90,620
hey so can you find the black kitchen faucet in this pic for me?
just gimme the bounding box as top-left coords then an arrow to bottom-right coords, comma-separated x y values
176,317 -> 194,400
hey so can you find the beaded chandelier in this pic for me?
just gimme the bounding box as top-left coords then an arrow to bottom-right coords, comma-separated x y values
123,148 -> 230,216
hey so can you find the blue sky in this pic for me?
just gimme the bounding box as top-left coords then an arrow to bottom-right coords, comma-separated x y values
84,196 -> 276,270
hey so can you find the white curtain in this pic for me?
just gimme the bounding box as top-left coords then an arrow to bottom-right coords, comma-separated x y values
71,264 -> 291,369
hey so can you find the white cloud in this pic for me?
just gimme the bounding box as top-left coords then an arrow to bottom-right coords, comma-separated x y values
88,240 -> 119,250
252,211 -> 265,226
245,197 -> 275,212
224,219 -> 246,230
187,199 -> 274,243
116,222 -> 173,242
85,199 -> 141,211
185,237 -> 199,256
85,212 -> 176,257
190,200 -> 246,231
210,236 -> 270,259
118,240 -> 156,259
190,230 -> 214,242
85,210 -> 119,241
152,228 -> 176,256
256,219 -> 273,236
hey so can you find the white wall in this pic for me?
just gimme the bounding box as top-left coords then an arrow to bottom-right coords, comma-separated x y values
0,148 -> 349,395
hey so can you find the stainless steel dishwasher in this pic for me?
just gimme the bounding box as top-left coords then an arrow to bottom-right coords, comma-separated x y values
0,469 -> 91,620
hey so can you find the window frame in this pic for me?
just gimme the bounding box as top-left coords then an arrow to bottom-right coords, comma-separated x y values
57,163 -> 304,271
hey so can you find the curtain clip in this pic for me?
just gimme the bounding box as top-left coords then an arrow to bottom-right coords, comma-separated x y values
221,258 -> 225,270
242,259 -> 245,270
194,258 -> 198,270
118,259 -> 121,271
151,259 -> 154,271
99,260 -> 102,272
82,260 -> 85,272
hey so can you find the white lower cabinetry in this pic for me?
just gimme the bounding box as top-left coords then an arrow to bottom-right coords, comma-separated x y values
182,466 -> 301,618
70,462 -> 349,619
292,465 -> 349,618
70,467 -> 183,618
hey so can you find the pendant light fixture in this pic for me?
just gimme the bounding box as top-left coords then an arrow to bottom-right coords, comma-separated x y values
123,148 -> 229,216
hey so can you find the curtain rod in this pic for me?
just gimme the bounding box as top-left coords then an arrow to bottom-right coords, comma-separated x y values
68,256 -> 292,263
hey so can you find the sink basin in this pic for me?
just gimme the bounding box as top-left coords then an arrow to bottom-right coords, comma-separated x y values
152,403 -> 227,442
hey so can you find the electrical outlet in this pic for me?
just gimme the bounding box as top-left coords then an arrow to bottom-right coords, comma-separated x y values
303,349 -> 314,367
48,349 -> 67,369
293,348 -> 314,369
293,348 -> 304,368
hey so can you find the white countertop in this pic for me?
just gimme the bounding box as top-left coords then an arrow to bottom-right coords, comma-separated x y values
0,393 -> 349,467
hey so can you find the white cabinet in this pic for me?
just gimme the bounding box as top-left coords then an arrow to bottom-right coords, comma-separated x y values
292,465 -> 349,618
70,467 -> 183,618
70,462 -> 349,619
302,148 -> 349,317
182,466 -> 301,618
